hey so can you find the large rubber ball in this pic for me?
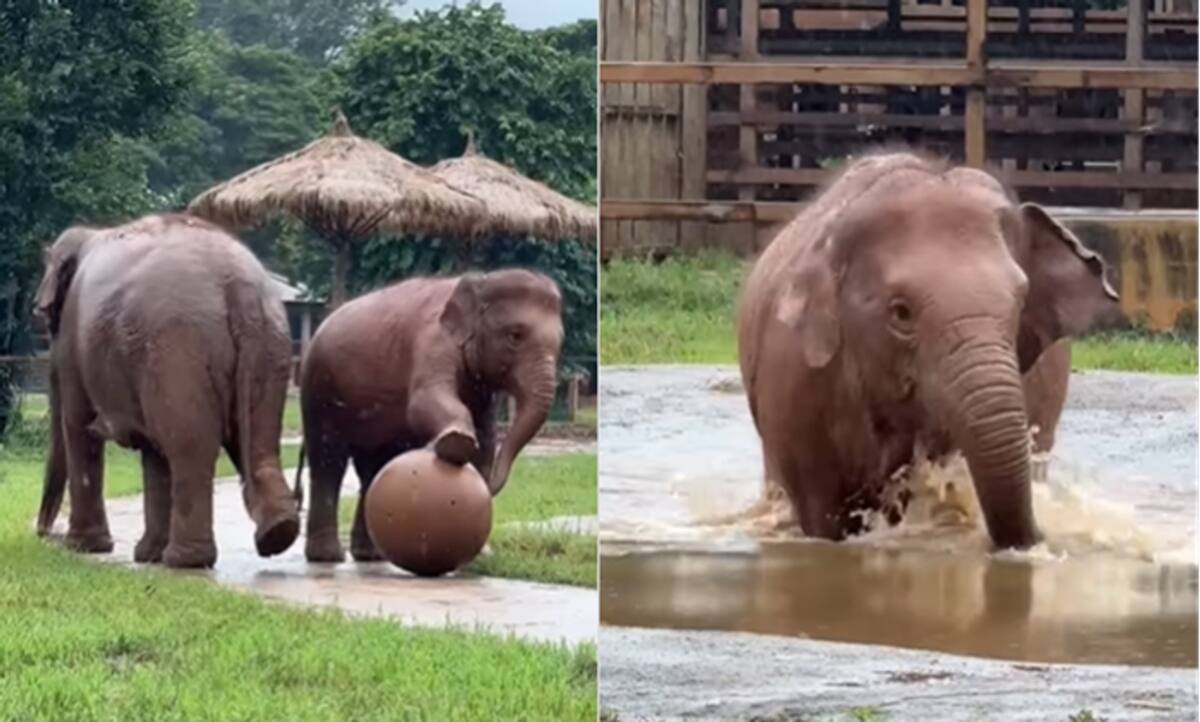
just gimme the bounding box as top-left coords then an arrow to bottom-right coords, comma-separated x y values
364,449 -> 492,576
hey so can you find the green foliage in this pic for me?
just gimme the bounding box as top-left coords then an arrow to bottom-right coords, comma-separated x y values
335,2 -> 597,201
147,32 -> 326,208
0,0 -> 195,436
196,0 -> 392,62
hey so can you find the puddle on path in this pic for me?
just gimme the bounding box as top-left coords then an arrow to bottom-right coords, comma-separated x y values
85,467 -> 597,645
599,366 -> 1198,667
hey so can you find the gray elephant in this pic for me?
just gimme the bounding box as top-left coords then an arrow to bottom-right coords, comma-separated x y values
737,152 -> 1120,550
298,269 -> 563,563
35,214 -> 300,568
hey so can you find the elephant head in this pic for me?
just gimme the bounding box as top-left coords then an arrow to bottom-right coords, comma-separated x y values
440,269 -> 564,495
776,181 -> 1118,549
34,226 -> 100,335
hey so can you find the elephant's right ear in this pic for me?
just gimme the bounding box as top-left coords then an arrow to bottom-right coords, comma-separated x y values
774,253 -> 841,368
440,273 -> 485,346
34,231 -> 89,335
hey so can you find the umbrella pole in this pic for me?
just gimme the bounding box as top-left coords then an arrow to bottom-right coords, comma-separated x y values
329,238 -> 352,310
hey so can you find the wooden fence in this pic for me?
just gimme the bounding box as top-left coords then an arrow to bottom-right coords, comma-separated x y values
599,0 -> 1198,258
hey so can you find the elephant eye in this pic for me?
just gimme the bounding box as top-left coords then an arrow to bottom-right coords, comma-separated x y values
507,327 -> 525,344
888,298 -> 915,330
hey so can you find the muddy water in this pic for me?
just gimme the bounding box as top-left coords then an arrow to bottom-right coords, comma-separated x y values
599,366 -> 1198,667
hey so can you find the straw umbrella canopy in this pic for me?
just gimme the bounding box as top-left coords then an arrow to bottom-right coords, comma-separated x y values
188,110 -> 485,307
430,136 -> 597,245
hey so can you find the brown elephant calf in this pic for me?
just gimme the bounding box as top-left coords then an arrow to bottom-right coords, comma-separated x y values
298,269 -> 563,563
35,214 -> 300,568
737,152 -> 1121,550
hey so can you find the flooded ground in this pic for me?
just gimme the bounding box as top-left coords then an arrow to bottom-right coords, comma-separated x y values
599,366 -> 1197,716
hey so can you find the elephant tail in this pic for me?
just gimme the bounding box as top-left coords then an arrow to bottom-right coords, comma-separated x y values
292,443 -> 306,511
36,371 -> 67,535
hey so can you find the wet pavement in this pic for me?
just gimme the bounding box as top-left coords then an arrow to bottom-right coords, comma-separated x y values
599,366 -> 1198,717
601,627 -> 1197,721
91,466 -> 597,645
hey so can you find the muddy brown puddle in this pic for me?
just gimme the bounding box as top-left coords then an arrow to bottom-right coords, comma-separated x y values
599,366 -> 1199,668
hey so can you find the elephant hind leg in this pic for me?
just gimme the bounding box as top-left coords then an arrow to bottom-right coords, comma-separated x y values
62,421 -> 113,553
58,371 -> 112,553
143,382 -> 222,569
303,423 -> 349,563
349,445 -> 409,562
134,448 -> 171,563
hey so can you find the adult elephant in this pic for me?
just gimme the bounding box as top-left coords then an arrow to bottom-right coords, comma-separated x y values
35,214 -> 300,568
737,152 -> 1120,550
299,269 -> 563,563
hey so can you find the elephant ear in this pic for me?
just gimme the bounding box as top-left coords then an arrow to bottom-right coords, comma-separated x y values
774,246 -> 842,368
34,227 -> 93,336
439,273 -> 485,346
1006,203 -> 1120,372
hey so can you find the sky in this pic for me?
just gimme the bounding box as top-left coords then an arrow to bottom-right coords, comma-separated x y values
397,0 -> 596,30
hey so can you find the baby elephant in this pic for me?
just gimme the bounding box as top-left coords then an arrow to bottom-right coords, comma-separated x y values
737,152 -> 1121,550
299,269 -> 563,563
35,214 -> 300,568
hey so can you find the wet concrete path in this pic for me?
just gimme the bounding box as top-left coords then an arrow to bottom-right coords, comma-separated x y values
599,366 -> 1197,717
95,463 -> 597,645
601,627 -> 1197,721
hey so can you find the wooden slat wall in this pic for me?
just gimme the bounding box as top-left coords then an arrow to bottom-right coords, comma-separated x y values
601,0 -> 700,257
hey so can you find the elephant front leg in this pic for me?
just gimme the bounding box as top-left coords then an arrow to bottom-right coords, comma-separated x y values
408,385 -> 479,466
348,451 -> 397,562
134,449 -> 172,563
62,422 -> 113,553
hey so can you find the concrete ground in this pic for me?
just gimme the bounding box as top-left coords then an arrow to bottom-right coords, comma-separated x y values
87,439 -> 598,645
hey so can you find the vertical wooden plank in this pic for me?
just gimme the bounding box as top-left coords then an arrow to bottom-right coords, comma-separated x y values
619,0 -> 636,108
680,0 -> 708,252
739,0 -> 760,208
965,0 -> 987,168
1123,0 -> 1146,209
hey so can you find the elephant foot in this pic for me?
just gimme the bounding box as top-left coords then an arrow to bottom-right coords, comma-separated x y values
432,428 -> 478,466
133,535 -> 168,563
304,534 -> 345,563
64,528 -> 114,554
350,542 -> 384,562
254,510 -> 300,558
162,540 -> 217,569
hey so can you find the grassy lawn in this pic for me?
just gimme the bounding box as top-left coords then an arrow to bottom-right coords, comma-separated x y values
339,453 -> 597,587
18,393 -> 305,438
601,254 -> 1198,373
0,445 -> 594,720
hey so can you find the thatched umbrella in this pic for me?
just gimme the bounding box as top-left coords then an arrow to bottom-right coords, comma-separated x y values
430,136 -> 597,244
188,111 -> 484,307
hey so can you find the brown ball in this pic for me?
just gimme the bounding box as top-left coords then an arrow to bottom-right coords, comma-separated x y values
364,449 -> 493,577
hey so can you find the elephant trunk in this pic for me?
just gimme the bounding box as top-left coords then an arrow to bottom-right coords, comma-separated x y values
934,336 -> 1040,550
489,355 -> 557,496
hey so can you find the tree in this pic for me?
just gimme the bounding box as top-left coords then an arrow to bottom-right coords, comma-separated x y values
195,0 -> 395,63
147,32 -> 327,210
334,2 -> 596,201
0,0 -> 194,435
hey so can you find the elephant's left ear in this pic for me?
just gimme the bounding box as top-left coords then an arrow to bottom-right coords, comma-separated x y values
1007,203 -> 1120,372
440,273 -> 485,346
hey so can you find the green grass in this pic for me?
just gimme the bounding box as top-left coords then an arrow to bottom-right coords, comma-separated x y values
1072,331 -> 1197,374
339,453 -> 597,587
601,253 -> 744,364
601,254 -> 1198,373
17,393 -> 305,437
0,449 -> 594,720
